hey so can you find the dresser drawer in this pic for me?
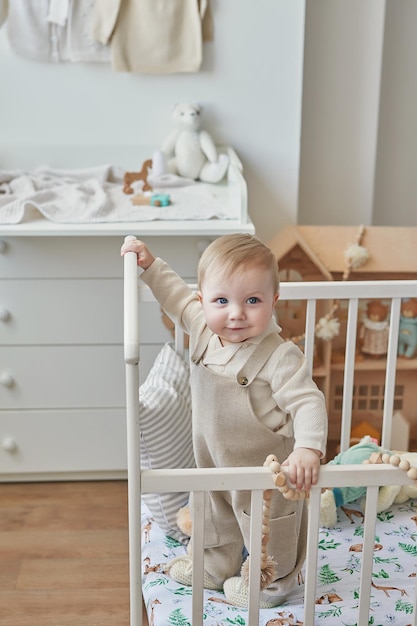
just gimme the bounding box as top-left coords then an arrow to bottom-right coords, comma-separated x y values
0,343 -> 179,408
0,235 -> 206,279
0,279 -> 123,344
0,237 -> 123,278
0,408 -> 127,478
0,279 -> 174,346
0,346 -> 125,409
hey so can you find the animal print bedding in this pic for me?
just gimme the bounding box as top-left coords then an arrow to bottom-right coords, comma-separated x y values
141,499 -> 417,625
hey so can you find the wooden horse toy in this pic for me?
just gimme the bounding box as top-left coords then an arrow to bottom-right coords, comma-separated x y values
123,158 -> 153,194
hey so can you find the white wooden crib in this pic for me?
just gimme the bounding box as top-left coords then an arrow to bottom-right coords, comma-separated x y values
124,237 -> 417,626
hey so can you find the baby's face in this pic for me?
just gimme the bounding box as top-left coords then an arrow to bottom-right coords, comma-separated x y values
198,265 -> 278,345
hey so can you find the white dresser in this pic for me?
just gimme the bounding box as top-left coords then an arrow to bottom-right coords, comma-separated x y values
0,162 -> 254,480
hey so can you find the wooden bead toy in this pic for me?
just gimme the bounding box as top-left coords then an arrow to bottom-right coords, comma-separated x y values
242,453 -> 311,590
399,459 -> 410,472
240,484 -> 277,589
264,454 -> 307,501
407,467 -> 417,481
367,451 -> 417,488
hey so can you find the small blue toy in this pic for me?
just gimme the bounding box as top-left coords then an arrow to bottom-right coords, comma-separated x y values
398,299 -> 417,358
150,193 -> 171,207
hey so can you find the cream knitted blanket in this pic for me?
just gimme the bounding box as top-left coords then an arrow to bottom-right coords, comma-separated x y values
0,165 -> 236,224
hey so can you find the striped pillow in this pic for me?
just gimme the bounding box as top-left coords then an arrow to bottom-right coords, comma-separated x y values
140,342 -> 194,543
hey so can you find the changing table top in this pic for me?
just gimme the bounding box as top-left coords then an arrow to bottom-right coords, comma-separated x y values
0,144 -> 254,238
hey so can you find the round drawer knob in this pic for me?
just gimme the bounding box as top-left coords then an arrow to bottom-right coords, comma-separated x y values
0,308 -> 10,322
0,372 -> 14,387
2,437 -> 17,453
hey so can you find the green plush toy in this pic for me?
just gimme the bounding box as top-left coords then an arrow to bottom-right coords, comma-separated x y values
320,436 -> 390,528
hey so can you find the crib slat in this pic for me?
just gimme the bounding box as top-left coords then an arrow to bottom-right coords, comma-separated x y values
304,299 -> 316,375
358,486 -> 379,625
340,297 -> 359,452
191,491 -> 205,626
126,362 -> 142,626
381,296 -> 401,449
247,489 -> 264,624
303,488 -> 321,625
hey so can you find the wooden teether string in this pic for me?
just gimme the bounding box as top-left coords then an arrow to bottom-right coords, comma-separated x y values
364,451 -> 417,483
261,488 -> 272,569
260,455 -> 306,570
264,454 -> 307,502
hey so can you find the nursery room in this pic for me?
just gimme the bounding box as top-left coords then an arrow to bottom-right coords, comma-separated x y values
1,2 -> 417,626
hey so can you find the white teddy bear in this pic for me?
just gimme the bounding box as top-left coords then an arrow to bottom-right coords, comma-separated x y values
161,103 -> 229,182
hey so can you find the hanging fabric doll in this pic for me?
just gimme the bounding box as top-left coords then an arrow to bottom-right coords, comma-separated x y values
359,300 -> 389,358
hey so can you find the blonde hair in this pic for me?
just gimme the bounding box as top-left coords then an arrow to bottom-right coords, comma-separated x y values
198,233 -> 279,294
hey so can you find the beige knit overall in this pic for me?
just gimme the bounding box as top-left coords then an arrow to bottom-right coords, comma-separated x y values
190,330 -> 307,598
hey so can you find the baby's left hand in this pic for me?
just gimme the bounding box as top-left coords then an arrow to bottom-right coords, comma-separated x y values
281,448 -> 321,493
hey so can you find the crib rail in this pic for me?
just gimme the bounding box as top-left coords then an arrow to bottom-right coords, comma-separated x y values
123,241 -> 417,626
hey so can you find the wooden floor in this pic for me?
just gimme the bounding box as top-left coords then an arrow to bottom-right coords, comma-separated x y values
0,480 -> 147,626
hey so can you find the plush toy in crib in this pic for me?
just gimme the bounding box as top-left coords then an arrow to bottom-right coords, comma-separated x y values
161,103 -> 230,182
398,299 -> 417,358
320,436 -> 417,528
320,437 -> 387,528
177,505 -> 193,539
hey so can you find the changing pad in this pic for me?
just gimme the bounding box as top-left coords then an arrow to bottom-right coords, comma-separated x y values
0,164 -> 239,224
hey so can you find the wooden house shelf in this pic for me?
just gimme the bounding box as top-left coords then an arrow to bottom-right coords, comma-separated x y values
268,225 -> 417,450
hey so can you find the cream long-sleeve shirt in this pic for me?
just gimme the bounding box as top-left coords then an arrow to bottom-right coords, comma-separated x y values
142,258 -> 328,457
0,0 -> 110,63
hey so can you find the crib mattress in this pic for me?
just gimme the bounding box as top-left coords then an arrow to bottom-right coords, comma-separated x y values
141,499 -> 417,626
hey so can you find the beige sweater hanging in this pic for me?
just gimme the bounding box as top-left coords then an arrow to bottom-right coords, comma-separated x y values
92,0 -> 210,73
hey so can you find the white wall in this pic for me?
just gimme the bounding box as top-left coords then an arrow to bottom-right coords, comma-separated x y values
373,0 -> 417,227
0,1 -> 306,243
298,0 -> 385,226
298,0 -> 417,228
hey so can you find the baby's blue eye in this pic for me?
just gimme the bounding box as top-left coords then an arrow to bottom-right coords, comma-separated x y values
217,297 -> 228,304
247,297 -> 259,304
